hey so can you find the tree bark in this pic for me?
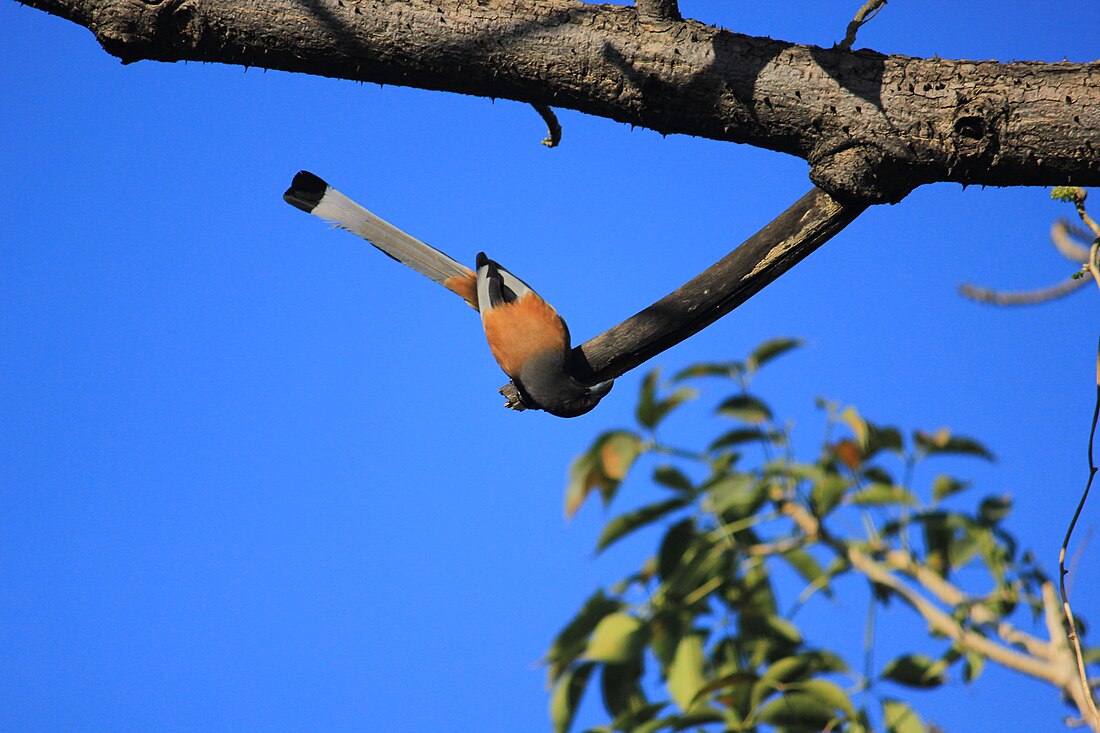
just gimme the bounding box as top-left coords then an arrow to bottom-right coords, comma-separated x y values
22,0 -> 1100,203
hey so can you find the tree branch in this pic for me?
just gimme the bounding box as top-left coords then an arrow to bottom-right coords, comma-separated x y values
882,549 -> 1052,661
958,277 -> 1087,306
500,186 -> 867,406
21,0 -> 1100,202
847,547 -> 1060,683
634,0 -> 680,22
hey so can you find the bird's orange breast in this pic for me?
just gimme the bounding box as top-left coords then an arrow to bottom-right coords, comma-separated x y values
481,292 -> 568,377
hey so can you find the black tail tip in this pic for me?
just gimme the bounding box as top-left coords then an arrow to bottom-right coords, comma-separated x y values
475,251 -> 489,269
283,170 -> 328,213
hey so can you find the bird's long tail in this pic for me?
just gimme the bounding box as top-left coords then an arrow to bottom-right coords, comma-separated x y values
283,171 -> 478,309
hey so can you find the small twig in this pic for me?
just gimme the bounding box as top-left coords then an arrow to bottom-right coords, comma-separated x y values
959,207 -> 1097,306
837,0 -> 887,51
531,103 -> 562,148
958,278 -> 1087,306
1052,219 -> 1092,263
1057,337 -> 1100,728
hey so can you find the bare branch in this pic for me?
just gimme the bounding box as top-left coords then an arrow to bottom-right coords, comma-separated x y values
1057,340 -> 1100,728
847,547 -> 1060,682
20,0 -> 1100,202
959,208 -> 1098,306
838,0 -> 888,51
882,549 -> 1053,661
1052,220 -> 1092,263
501,187 -> 868,401
958,277 -> 1087,306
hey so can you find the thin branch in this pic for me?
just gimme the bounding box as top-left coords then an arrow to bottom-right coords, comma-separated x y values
1052,219 -> 1092,263
847,547 -> 1060,682
1057,337 -> 1100,727
958,212 -> 1096,306
531,103 -> 562,147
837,0 -> 888,51
958,277 -> 1087,306
883,549 -> 1053,661
775,500 -> 1065,685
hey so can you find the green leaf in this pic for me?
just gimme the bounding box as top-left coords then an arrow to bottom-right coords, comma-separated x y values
780,548 -> 830,596
600,660 -> 645,717
922,511 -> 953,577
709,427 -> 777,451
716,394 -> 773,424
636,370 -> 661,429
865,422 -> 905,457
849,483 -> 918,507
743,614 -> 803,646
839,405 -> 869,449
795,678 -> 857,720
672,362 -> 740,382
746,337 -> 803,372
760,651 -> 848,686
810,473 -> 848,517
636,370 -> 698,430
597,431 -> 644,481
705,472 -> 766,519
550,662 -> 595,733
882,699 -> 926,733
565,447 -> 619,519
963,651 -> 985,684
668,634 -> 708,712
547,591 -> 623,673
881,654 -> 947,688
586,613 -> 647,664
662,539 -> 727,606
914,429 -> 995,461
653,465 -> 695,493
609,702 -> 666,733
657,518 -> 696,582
597,497 -> 691,552
861,466 -> 895,485
755,691 -> 838,729
932,474 -> 970,504
979,495 -> 1012,525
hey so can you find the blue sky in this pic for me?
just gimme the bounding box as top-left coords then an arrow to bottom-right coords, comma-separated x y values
3,1 -> 1099,731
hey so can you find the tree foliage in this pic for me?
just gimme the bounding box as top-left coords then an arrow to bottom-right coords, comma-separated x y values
550,339 -> 1098,733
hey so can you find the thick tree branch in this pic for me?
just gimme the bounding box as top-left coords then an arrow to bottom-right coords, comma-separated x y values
501,186 -> 866,406
634,0 -> 679,22
21,0 -> 1100,202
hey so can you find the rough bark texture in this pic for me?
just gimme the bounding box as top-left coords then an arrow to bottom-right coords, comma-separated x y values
23,0 -> 1100,203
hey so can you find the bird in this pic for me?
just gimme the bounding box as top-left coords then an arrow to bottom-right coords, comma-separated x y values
282,171 -> 613,417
